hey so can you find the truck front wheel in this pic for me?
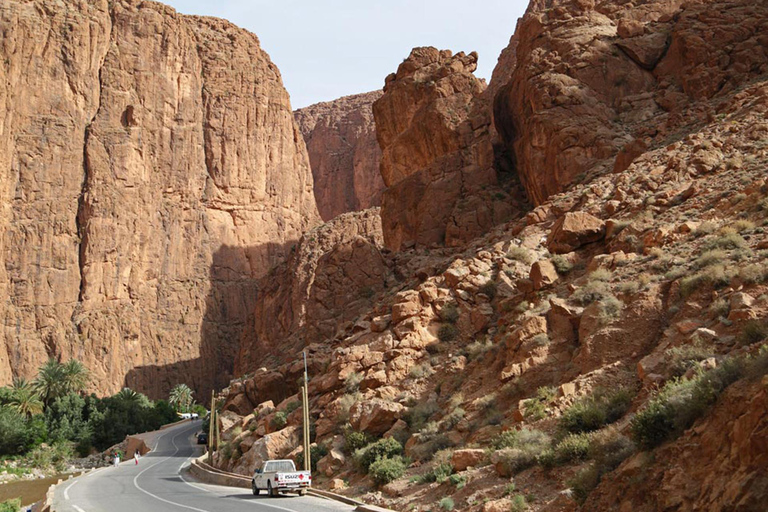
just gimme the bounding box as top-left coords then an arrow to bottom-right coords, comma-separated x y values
252,481 -> 259,496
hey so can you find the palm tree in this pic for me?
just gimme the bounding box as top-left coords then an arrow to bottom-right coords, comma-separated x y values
10,378 -> 43,417
33,358 -> 90,407
168,384 -> 194,413
62,359 -> 89,395
33,358 -> 66,407
116,387 -> 140,402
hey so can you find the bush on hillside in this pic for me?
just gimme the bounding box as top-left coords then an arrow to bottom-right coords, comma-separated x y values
368,455 -> 406,485
559,388 -> 633,435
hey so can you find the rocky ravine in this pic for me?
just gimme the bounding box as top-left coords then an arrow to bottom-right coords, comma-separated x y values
217,0 -> 768,510
295,91 -> 385,221
0,0 -> 319,398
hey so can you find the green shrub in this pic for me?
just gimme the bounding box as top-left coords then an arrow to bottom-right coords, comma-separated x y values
404,400 -> 439,432
336,393 -> 359,424
440,303 -> 460,324
480,281 -> 498,299
284,400 -> 301,414
368,455 -> 406,485
694,250 -> 727,269
590,269 -> 613,282
508,247 -> 534,265
708,298 -> 730,317
631,359 -> 743,449
567,431 -> 635,503
493,429 -> 551,474
741,320 -> 768,345
355,437 -> 403,472
559,388 -> 633,435
439,497 -> 455,510
693,221 -> 717,237
295,443 -> 328,473
466,339 -> 494,360
444,407 -> 465,428
530,333 -> 550,347
551,432 -> 592,464
510,494 -> 529,511
731,220 -> 755,232
597,295 -> 624,323
448,473 -> 466,488
665,340 -> 715,377
438,324 -> 459,342
739,263 -> 768,284
705,230 -> 748,250
551,254 -> 573,274
571,280 -> 612,305
344,372 -> 364,393
417,462 -> 453,483
28,441 -> 74,472
0,498 -> 21,512
680,265 -> 735,297
270,411 -> 287,430
343,427 -> 372,454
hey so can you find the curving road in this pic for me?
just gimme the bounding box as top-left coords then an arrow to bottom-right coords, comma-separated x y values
53,420 -> 354,512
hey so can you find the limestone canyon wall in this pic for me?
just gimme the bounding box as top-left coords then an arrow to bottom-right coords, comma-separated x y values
294,91 -> 385,221
0,0 -> 319,398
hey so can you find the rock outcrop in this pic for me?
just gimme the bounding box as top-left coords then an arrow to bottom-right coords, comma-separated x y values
0,0 -> 319,398
373,47 -> 522,251
493,0 -> 768,206
295,91 -> 385,221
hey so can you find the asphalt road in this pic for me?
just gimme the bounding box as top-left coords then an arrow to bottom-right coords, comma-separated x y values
53,420 -> 355,512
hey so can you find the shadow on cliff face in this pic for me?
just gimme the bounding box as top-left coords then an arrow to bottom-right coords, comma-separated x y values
123,241 -> 293,401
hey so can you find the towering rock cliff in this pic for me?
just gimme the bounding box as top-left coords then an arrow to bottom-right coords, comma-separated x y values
0,0 -> 319,398
373,48 -> 524,251
295,91 -> 385,221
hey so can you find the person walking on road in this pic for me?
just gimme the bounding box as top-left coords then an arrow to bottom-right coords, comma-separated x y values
113,451 -> 120,467
134,450 -> 140,465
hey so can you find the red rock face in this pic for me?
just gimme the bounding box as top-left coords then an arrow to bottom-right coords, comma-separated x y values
295,91 -> 385,221
0,0 -> 319,398
492,0 -> 768,206
235,208 -> 392,376
373,47 -> 522,251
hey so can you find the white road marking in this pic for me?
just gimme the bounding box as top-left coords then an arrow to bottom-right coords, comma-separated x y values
64,480 -> 77,500
133,426 -> 213,512
73,506 -> 86,512
170,431 -> 298,512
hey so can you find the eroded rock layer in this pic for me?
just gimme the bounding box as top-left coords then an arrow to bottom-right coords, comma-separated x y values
0,0 -> 319,398
295,91 -> 385,221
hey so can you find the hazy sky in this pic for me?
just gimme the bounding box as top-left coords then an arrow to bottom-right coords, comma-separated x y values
165,1 -> 529,109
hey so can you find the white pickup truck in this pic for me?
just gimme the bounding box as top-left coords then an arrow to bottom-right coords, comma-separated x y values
251,459 -> 311,497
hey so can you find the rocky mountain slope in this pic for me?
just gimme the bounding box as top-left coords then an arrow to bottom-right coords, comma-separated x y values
0,0 -> 319,397
216,0 -> 768,510
295,91 -> 385,221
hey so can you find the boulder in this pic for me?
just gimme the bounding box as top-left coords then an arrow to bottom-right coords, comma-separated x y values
548,213 -> 606,254
451,449 -> 486,471
350,399 -> 405,436
530,259 -> 559,290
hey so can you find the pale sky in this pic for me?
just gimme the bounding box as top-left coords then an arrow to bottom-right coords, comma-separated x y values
165,1 -> 529,109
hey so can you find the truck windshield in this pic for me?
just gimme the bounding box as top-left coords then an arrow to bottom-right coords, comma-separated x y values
264,461 -> 295,473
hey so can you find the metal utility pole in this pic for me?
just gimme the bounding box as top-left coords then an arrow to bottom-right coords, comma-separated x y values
208,390 -> 215,464
302,351 -> 311,472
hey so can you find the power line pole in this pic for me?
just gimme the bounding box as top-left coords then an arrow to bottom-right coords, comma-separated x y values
302,351 -> 311,472
208,390 -> 215,465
